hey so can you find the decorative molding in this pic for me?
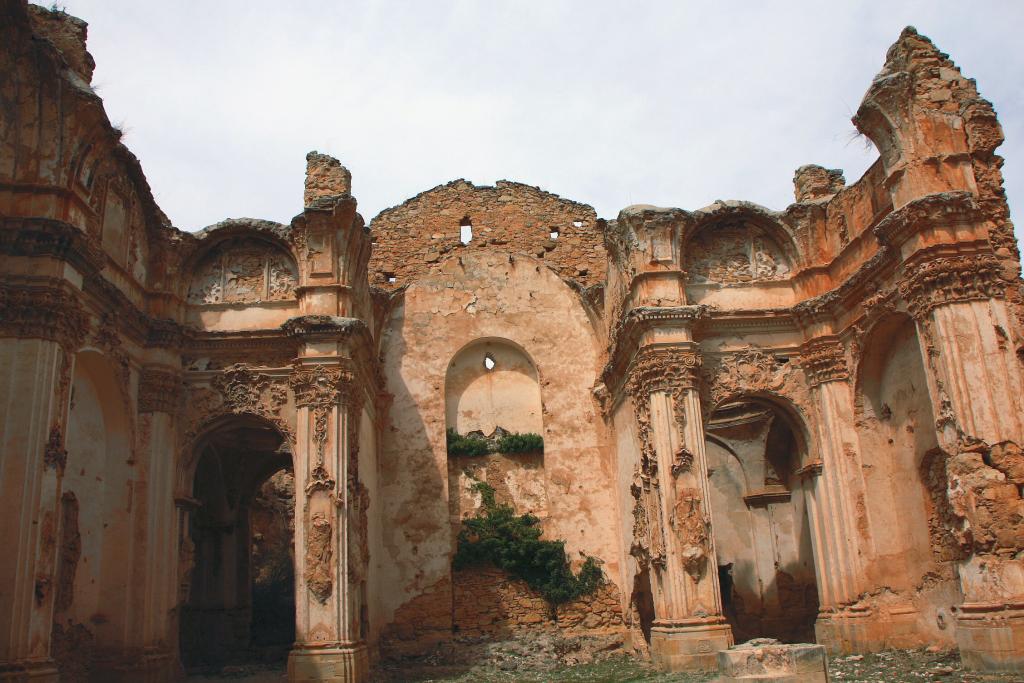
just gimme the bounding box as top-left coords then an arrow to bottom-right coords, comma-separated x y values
0,281 -> 90,352
705,348 -> 785,409
898,252 -> 1007,320
289,363 -> 354,496
0,217 -> 106,277
873,191 -> 981,247
800,337 -> 849,387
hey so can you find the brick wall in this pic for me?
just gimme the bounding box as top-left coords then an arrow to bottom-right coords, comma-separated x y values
368,180 -> 605,290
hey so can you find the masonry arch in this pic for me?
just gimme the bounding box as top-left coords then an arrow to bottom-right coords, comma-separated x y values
178,413 -> 296,671
53,350 -> 135,674
854,312 -> 942,594
704,394 -> 819,643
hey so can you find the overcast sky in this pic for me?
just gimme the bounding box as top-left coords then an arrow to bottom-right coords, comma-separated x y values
60,1 -> 1023,247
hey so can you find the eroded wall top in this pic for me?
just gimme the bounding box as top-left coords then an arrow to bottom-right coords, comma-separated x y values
367,180 -> 605,290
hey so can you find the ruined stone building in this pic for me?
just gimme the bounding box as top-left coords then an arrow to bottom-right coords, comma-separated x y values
2,2 -> 1023,681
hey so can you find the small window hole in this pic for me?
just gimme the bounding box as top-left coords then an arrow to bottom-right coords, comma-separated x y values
550,228 -> 560,239
483,354 -> 496,371
385,272 -> 396,283
573,220 -> 583,228
460,216 -> 473,244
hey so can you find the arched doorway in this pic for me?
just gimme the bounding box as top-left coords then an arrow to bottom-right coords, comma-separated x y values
705,397 -> 819,643
179,415 -> 295,671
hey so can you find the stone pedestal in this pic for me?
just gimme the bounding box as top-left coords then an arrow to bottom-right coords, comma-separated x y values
650,619 -> 733,671
716,639 -> 828,682
955,604 -> 1024,672
288,644 -> 370,683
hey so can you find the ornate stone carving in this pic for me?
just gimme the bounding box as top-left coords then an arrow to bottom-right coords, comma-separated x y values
670,485 -> 710,579
188,239 -> 298,304
138,366 -> 182,413
800,338 -> 850,387
0,282 -> 89,352
43,424 -> 67,473
706,348 -> 784,408
305,512 -> 334,603
624,347 -> 703,570
290,363 -> 354,495
687,223 -> 791,284
898,253 -> 1007,319
186,364 -> 293,443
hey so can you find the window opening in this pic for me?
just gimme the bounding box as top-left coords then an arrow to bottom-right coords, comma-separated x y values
573,220 -> 583,228
483,354 -> 496,371
550,228 -> 560,239
460,216 -> 473,244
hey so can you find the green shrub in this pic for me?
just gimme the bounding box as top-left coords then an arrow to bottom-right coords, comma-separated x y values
495,431 -> 544,454
446,428 -> 490,457
454,481 -> 602,607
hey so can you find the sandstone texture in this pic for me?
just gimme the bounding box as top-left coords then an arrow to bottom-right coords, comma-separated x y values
1,5 -> 1023,683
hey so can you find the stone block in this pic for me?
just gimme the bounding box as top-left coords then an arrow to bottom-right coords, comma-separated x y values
716,638 -> 828,682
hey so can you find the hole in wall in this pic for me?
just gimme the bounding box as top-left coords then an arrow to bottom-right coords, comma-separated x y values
573,220 -> 583,228
384,272 -> 396,284
460,216 -> 473,244
550,228 -> 560,239
483,353 -> 496,371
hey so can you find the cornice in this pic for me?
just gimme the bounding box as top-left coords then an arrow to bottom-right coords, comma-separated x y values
873,191 -> 981,247
0,217 -> 105,277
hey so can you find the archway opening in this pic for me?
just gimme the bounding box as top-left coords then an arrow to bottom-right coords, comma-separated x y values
179,416 -> 294,671
705,398 -> 818,643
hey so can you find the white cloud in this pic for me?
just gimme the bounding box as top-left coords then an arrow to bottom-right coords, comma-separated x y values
62,0 -> 1024,249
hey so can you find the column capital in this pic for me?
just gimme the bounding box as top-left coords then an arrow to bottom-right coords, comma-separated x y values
800,337 -> 850,388
288,360 -> 356,408
625,344 -> 703,399
138,365 -> 183,414
898,251 -> 1006,320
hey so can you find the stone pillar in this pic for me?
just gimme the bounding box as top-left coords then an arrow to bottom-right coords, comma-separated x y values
901,254 -> 1024,672
132,365 -> 183,680
626,345 -> 733,671
800,337 -> 881,653
287,359 -> 368,683
0,281 -> 88,682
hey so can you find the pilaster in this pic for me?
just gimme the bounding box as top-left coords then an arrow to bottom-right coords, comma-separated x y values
285,318 -> 370,682
900,253 -> 1024,671
626,344 -> 732,670
0,280 -> 88,682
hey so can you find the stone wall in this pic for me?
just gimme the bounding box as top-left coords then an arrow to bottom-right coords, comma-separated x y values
368,180 -> 604,289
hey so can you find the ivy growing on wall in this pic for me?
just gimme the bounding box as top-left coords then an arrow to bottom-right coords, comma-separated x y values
453,481 -> 602,608
446,428 -> 544,457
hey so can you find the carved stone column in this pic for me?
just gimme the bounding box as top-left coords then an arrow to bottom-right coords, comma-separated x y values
626,345 -> 732,670
287,358 -> 368,683
900,254 -> 1024,672
0,281 -> 88,682
800,337 -> 881,653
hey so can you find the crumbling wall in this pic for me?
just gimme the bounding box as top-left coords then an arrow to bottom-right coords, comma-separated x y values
368,180 -> 604,290
377,251 -> 620,656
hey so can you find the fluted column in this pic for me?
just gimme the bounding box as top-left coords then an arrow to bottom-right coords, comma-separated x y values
801,337 -> 884,653
132,365 -> 183,678
626,345 -> 732,670
901,254 -> 1024,672
0,281 -> 88,682
287,359 -> 368,683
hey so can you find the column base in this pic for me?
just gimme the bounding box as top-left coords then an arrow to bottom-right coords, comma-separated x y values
955,603 -> 1024,672
288,642 -> 370,683
0,658 -> 59,682
814,607 -> 884,655
649,618 -> 733,671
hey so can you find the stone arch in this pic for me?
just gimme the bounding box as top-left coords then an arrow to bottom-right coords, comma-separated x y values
54,349 -> 135,672
853,311 -> 948,606
186,234 -> 299,306
444,337 -> 544,438
704,393 -> 820,644
178,412 -> 296,670
683,204 -> 798,285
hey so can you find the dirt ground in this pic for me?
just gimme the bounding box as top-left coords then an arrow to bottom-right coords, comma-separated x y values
186,639 -> 1024,682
